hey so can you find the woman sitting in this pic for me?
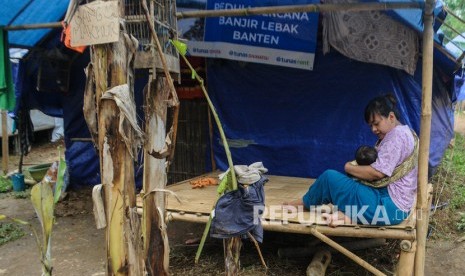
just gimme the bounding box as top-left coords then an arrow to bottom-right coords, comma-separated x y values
284,94 -> 418,227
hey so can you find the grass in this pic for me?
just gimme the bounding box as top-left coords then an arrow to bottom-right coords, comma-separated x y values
12,189 -> 31,199
0,222 -> 25,246
0,176 -> 12,193
430,130 -> 465,238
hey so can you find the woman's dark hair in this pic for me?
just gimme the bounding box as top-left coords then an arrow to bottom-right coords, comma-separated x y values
364,94 -> 401,123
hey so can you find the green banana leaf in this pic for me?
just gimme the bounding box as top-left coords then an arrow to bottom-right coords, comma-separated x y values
31,182 -> 54,275
54,147 -> 67,204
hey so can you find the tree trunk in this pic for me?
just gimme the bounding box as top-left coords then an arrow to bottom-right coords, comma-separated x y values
224,237 -> 242,275
86,1 -> 145,274
142,77 -> 171,275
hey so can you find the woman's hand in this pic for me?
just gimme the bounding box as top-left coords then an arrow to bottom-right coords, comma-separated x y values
344,161 -> 385,181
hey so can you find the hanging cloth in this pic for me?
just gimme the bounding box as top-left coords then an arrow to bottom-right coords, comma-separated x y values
61,0 -> 87,53
18,109 -> 34,156
210,176 -> 268,242
0,28 -> 16,111
322,0 -> 418,75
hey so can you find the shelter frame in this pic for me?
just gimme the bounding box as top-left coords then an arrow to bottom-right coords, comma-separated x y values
166,1 -> 437,275
1,0 -> 438,275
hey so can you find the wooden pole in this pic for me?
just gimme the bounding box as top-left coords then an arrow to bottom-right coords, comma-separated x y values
176,2 -> 421,19
141,0 -> 179,162
415,0 -> 435,275
2,2 -> 422,31
142,77 -> 170,275
278,238 -> 386,259
1,111 -> 8,174
309,228 -> 386,276
88,0 -> 144,274
166,212 -> 416,240
3,22 -> 62,31
396,240 -> 416,276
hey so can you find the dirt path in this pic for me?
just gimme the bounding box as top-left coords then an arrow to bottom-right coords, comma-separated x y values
425,239 -> 465,276
0,190 -> 105,275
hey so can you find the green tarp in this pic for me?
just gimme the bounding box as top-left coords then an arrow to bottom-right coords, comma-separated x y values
0,28 -> 15,111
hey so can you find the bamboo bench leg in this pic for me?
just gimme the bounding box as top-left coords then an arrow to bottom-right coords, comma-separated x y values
396,240 -> 416,276
310,228 -> 386,276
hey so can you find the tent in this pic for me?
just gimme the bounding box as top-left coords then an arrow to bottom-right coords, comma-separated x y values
181,0 -> 462,180
2,0 -> 464,275
1,0 -> 464,187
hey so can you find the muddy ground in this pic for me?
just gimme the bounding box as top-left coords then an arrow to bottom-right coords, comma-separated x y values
0,113 -> 464,275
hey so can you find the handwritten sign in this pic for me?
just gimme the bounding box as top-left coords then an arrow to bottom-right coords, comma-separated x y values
70,1 -> 119,47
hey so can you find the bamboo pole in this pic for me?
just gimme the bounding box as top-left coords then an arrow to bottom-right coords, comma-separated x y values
309,228 -> 386,276
278,238 -> 386,259
415,0 -> 435,275
176,2 -> 421,19
396,240 -> 416,276
3,22 -> 62,31
1,111 -> 8,174
166,212 -> 416,240
2,2 -> 422,31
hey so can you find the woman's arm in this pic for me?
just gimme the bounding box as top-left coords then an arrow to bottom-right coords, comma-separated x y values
344,162 -> 385,181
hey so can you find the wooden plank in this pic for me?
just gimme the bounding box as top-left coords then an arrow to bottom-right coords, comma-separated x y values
166,212 -> 415,240
136,174 -> 422,241
149,172 -> 417,231
134,51 -> 180,73
165,172 -> 312,216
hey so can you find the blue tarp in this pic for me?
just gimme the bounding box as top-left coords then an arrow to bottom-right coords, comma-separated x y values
0,0 -> 69,48
5,0 -> 463,186
206,45 -> 455,178
12,29 -> 150,186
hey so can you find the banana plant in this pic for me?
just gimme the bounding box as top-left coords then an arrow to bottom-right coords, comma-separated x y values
1,146 -> 67,275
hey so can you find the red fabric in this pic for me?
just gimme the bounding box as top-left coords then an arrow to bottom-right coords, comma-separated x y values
61,21 -> 87,54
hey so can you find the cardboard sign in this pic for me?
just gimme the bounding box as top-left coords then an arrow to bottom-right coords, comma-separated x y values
70,1 -> 119,47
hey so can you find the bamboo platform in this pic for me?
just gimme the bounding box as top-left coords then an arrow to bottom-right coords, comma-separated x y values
139,172 -> 424,241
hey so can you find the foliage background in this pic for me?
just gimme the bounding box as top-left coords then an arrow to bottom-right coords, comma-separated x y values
441,0 -> 465,43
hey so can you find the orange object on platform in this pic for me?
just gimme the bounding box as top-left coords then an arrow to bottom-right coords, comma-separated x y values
190,177 -> 218,189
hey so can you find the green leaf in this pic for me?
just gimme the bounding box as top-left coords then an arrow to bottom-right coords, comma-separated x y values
11,217 -> 30,225
170,39 -> 188,56
31,182 -> 55,273
54,151 -> 67,204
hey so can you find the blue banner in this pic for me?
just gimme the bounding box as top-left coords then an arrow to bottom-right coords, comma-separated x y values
187,0 -> 319,70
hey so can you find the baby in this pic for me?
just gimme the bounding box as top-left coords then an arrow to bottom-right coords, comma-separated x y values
283,145 -> 378,227
354,145 -> 378,166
